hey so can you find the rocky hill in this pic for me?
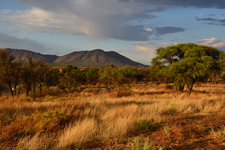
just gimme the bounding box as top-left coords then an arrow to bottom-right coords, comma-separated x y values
0,48 -> 58,63
54,49 -> 145,66
0,48 -> 145,66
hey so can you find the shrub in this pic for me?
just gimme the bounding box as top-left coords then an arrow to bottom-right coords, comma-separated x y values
135,120 -> 156,132
127,136 -> 153,150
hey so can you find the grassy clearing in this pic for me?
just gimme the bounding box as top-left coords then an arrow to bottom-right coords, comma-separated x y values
0,83 -> 225,149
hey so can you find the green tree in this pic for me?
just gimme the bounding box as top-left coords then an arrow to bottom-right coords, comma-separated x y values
112,67 -> 139,86
98,65 -> 116,86
151,43 -> 223,94
59,65 -> 83,93
85,67 -> 99,84
47,68 -> 60,86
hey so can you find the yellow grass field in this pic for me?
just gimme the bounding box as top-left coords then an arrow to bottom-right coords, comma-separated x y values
1,83 -> 225,149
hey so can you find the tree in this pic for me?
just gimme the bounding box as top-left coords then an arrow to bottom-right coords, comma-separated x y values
59,65 -> 83,93
85,68 -> 99,84
112,67 -> 139,86
151,43 -> 223,94
47,68 -> 60,86
168,56 -> 213,94
98,65 -> 116,86
20,57 -> 49,98
0,50 -> 22,96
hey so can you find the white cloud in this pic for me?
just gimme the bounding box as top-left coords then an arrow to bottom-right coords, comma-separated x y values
145,28 -> 153,32
197,37 -> 225,50
131,41 -> 175,59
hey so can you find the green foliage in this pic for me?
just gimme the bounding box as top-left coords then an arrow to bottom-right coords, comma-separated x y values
151,43 -> 223,94
135,120 -> 156,131
85,67 -> 99,84
98,65 -> 116,85
99,66 -> 140,86
17,126 -> 35,136
127,137 -> 153,150
112,67 -> 139,85
22,109 -> 70,131
163,126 -> 170,136
59,65 -> 84,93
61,65 -> 78,73
19,97 -> 32,102
47,68 -> 60,86
50,68 -> 60,76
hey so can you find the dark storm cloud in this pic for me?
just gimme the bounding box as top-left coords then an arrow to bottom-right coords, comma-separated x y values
10,0 -> 224,41
10,0 -> 157,41
155,26 -> 185,35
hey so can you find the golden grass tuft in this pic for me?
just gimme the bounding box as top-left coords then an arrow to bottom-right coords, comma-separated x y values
16,133 -> 48,150
57,118 -> 97,148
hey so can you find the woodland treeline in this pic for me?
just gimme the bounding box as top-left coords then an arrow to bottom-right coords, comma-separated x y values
0,43 -> 225,97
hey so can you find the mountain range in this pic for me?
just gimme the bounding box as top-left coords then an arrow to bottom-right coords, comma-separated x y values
0,48 -> 146,67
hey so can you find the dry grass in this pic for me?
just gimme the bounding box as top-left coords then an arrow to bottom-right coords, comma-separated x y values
57,118 -> 97,148
0,83 -> 225,149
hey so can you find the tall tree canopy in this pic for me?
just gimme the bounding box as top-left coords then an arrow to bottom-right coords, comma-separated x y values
151,43 -> 224,94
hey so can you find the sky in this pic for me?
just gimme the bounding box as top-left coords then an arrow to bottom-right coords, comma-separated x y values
0,0 -> 225,65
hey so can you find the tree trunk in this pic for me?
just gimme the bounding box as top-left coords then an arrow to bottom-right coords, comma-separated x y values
14,83 -> 18,96
178,85 -> 185,92
212,73 -> 215,84
26,87 -> 29,96
39,84 -> 42,96
7,83 -> 13,96
26,84 -> 30,96
188,85 -> 193,95
32,84 -> 35,100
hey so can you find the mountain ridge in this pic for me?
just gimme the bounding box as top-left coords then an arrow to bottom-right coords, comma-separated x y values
0,48 -> 146,67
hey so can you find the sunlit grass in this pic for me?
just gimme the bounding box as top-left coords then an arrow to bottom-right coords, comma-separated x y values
0,83 -> 225,149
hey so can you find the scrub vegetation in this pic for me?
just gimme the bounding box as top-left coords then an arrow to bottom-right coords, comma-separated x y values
0,43 -> 225,149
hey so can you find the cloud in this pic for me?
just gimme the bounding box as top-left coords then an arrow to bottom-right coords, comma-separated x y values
0,0 -> 163,41
155,26 -> 185,35
196,15 -> 225,26
3,0 -> 222,41
0,32 -> 46,52
195,17 -> 218,21
131,0 -> 225,9
197,37 -> 225,50
196,17 -> 225,22
131,41 -> 175,58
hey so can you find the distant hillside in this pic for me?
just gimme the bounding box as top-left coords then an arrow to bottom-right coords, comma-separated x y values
0,48 -> 58,63
0,48 -> 146,66
54,49 -> 145,66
